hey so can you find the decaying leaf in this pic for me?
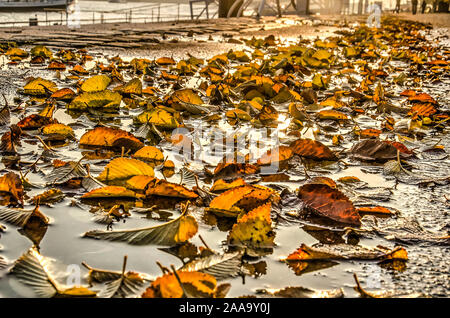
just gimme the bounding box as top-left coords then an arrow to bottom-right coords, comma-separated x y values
80,126 -> 143,152
83,206 -> 198,245
286,243 -> 407,262
132,146 -> 164,166
0,172 -> 24,206
290,138 -> 337,161
10,247 -> 96,298
97,157 -> 154,184
207,185 -> 278,217
298,183 -> 361,226
256,286 -> 344,298
349,139 -> 412,162
180,251 -> 242,281
83,256 -> 147,298
81,186 -> 137,200
227,202 -> 275,250
68,90 -> 122,110
141,270 -> 219,298
0,204 -> 49,227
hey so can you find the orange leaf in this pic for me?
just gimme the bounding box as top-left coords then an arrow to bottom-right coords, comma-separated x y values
80,127 -> 143,152
290,138 -> 337,161
0,172 -> 24,206
142,271 -> 217,298
257,146 -> 293,166
357,206 -> 393,216
81,186 -> 137,199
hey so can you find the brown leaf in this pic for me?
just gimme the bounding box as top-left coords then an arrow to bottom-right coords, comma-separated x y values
298,183 -> 360,226
79,127 -> 143,152
290,138 -> 337,161
349,139 -> 412,162
0,172 -> 24,206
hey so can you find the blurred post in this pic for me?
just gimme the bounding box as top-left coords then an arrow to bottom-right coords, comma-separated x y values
219,0 -> 238,17
296,0 -> 309,14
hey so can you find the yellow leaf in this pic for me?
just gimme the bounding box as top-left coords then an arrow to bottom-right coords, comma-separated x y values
68,90 -> 122,110
142,271 -> 217,298
79,126 -> 143,152
226,109 -> 251,121
97,158 -> 154,184
81,75 -> 111,92
132,146 -> 164,166
135,108 -> 180,130
23,78 -> 57,96
207,185 -> 278,217
42,123 -> 74,139
317,110 -> 348,120
210,178 -> 246,192
227,202 -> 274,248
81,186 -> 137,199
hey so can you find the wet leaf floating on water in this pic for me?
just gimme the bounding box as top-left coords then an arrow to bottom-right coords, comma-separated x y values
135,107 -> 180,130
79,126 -> 144,153
256,146 -> 293,166
50,88 -> 76,101
227,202 -> 275,251
0,104 -> 11,126
45,160 -> 87,185
144,179 -> 198,200
10,247 -> 96,298
349,139 -> 413,162
42,123 -> 75,140
209,178 -> 246,193
81,75 -> 111,93
180,251 -> 243,281
0,172 -> 24,206
356,206 -> 394,217
115,78 -> 142,95
1,124 -> 22,154
256,286 -> 344,298
81,186 -> 137,200
290,138 -> 337,161
30,45 -> 53,59
298,183 -> 361,226
141,270 -> 220,298
132,146 -> 164,166
286,243 -> 407,262
316,109 -> 349,121
207,185 -> 278,217
0,204 -> 49,227
31,189 -> 64,205
97,157 -> 154,184
68,90 -> 122,110
83,206 -> 198,246
213,161 -> 260,179
83,256 -> 147,298
23,77 -> 57,96
17,114 -> 56,130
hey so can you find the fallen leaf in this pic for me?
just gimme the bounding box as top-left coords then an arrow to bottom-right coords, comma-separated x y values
227,202 -> 275,249
83,207 -> 198,245
290,138 -> 337,161
97,157 -> 155,184
298,183 -> 360,226
80,126 -> 143,152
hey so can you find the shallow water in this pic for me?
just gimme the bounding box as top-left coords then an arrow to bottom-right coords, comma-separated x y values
0,20 -> 449,298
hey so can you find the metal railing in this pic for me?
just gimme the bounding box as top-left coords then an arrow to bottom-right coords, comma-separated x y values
0,2 -> 218,27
